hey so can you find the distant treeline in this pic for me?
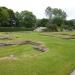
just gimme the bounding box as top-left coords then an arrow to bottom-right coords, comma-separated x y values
0,6 -> 75,31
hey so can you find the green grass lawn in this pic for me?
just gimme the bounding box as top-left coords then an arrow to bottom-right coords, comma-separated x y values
0,31 -> 75,75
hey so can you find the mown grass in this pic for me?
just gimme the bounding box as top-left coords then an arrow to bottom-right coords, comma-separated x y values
0,31 -> 75,75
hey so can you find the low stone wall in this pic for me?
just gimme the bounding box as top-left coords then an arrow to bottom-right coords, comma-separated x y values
0,36 -> 12,40
0,40 -> 48,52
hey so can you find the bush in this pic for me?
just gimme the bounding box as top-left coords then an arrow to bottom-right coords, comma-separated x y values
0,27 -> 33,32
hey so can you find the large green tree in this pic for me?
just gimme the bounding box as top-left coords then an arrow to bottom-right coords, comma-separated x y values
0,7 -> 16,27
15,11 -> 36,28
45,7 -> 67,31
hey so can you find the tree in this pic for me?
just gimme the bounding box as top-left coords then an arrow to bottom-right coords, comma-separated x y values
45,7 -> 52,20
45,7 -> 67,20
15,12 -> 22,27
52,8 -> 67,20
0,7 -> 16,27
64,20 -> 75,30
15,11 -> 36,28
45,7 -> 67,31
8,9 -> 16,26
36,18 -> 49,27
20,11 -> 36,28
0,7 -> 9,27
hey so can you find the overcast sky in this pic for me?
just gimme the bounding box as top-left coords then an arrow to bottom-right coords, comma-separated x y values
0,0 -> 75,19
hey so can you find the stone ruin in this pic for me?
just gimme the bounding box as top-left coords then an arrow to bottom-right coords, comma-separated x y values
0,35 -> 12,40
0,40 -> 48,52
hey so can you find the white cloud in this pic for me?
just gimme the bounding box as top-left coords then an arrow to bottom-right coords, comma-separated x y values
0,0 -> 75,19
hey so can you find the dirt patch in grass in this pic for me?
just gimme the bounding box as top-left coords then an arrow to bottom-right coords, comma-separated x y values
0,55 -> 19,61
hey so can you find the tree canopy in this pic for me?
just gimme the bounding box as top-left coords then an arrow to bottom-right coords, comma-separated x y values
45,7 -> 67,31
0,6 -> 75,31
45,7 -> 67,20
15,11 -> 36,28
0,7 -> 15,27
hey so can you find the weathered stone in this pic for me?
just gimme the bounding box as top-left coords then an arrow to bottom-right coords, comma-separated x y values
0,36 -> 12,40
33,45 -> 47,52
34,27 -> 47,32
31,42 -> 42,46
71,70 -> 75,75
17,40 -> 32,45
0,43 -> 16,46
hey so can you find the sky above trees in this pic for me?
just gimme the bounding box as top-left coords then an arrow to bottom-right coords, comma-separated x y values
0,0 -> 75,20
